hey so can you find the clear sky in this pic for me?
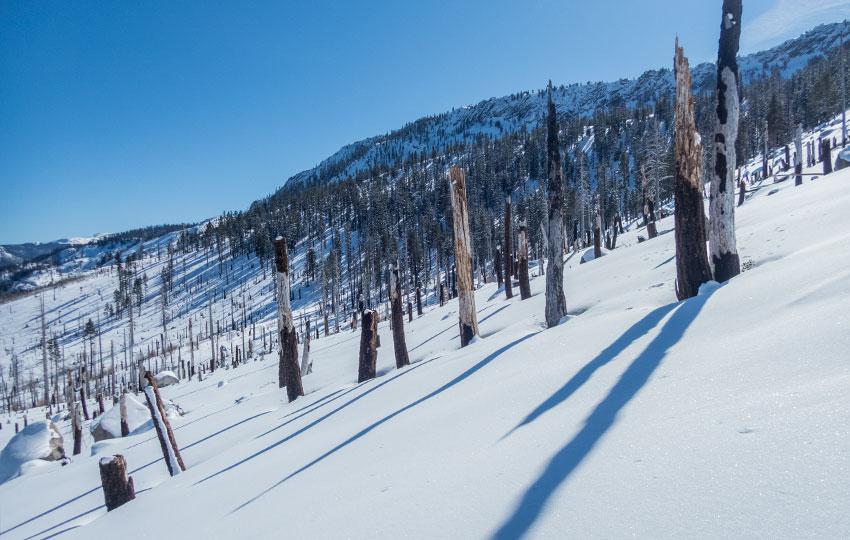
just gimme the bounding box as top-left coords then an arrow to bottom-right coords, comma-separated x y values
1,0 -> 847,244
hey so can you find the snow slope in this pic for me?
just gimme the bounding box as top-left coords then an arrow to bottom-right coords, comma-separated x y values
1,157 -> 848,539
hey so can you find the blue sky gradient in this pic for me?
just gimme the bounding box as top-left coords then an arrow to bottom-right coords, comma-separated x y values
1,0 -> 847,244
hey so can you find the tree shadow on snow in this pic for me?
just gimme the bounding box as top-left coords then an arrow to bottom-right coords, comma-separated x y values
229,332 -> 539,514
491,288 -> 716,540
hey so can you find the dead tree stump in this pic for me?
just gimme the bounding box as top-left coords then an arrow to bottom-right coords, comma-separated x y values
99,454 -> 135,511
358,310 -> 378,382
449,167 -> 480,346
504,198 -> 514,299
823,139 -> 833,175
518,220 -> 532,300
415,287 -> 423,316
119,393 -> 130,437
72,402 -> 82,456
273,237 -> 303,402
495,247 -> 503,288
389,263 -> 411,369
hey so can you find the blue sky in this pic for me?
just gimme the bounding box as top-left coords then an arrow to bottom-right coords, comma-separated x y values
1,0 -> 847,244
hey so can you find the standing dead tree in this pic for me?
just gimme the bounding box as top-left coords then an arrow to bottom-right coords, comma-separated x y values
518,220 -> 531,300
709,0 -> 742,283
143,371 -> 186,476
389,263 -> 410,368
301,319 -> 312,376
504,197 -> 514,299
545,81 -> 568,328
274,237 -> 303,402
99,454 -> 135,511
674,39 -> 713,301
358,310 -> 378,382
449,167 -> 479,346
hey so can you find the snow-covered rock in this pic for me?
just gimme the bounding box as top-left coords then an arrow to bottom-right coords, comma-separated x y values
89,395 -> 150,442
0,421 -> 64,484
154,370 -> 179,387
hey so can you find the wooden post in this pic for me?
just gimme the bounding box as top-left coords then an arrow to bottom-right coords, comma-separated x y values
143,371 -> 186,476
389,263 -> 411,369
99,454 -> 135,511
504,198 -> 514,299
518,220 -> 531,300
273,237 -> 303,402
358,310 -> 378,382
449,167 -> 479,346
544,81 -> 568,328
674,39 -> 713,301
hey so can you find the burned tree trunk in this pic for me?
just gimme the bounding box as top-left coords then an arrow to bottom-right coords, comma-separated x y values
544,81 -> 568,328
301,320 -> 312,376
119,392 -> 130,437
593,205 -> 602,260
449,167 -> 479,346
389,263 -> 410,368
415,287 -> 423,316
518,220 -> 531,300
99,454 -> 135,511
273,237 -> 303,402
504,198 -> 514,299
143,371 -> 186,476
823,139 -> 833,175
674,39 -> 713,301
72,402 -> 82,456
709,0 -> 742,283
495,247 -> 503,288
357,310 -> 378,382
795,124 -> 803,186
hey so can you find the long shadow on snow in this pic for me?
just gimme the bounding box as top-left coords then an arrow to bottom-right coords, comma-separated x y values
195,356 -> 439,486
491,289 -> 715,540
230,332 -> 539,514
410,304 -> 506,352
500,302 -> 678,440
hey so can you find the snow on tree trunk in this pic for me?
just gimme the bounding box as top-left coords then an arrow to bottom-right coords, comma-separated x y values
518,220 -> 531,300
544,81 -> 568,328
358,310 -> 378,382
143,371 -> 185,476
504,198 -> 513,299
273,237 -> 303,402
99,454 -> 135,511
119,392 -> 130,437
389,263 -> 410,368
674,39 -> 713,301
448,167 -> 479,347
300,320 -> 312,376
709,0 -> 742,283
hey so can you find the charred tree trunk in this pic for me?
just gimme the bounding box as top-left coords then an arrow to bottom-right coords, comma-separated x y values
273,237 -> 303,402
504,198 -> 513,299
495,247 -> 503,288
389,263 -> 411,368
823,139 -> 833,175
795,124 -> 804,186
544,81 -> 568,328
99,454 -> 135,511
357,310 -> 378,382
737,180 -> 746,206
709,0 -> 742,283
415,287 -> 423,316
449,167 -> 479,346
674,39 -> 713,301
518,220 -> 532,300
143,371 -> 186,476
72,401 -> 82,456
301,320 -> 312,376
119,392 -> 130,437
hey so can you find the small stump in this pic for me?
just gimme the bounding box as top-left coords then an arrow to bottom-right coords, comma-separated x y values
99,454 -> 135,511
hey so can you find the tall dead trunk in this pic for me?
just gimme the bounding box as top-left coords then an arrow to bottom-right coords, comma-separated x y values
518,220 -> 531,300
674,39 -> 713,301
504,198 -> 513,299
119,392 -> 130,437
545,81 -> 568,328
709,0 -> 742,283
415,287 -> 423,316
99,454 -> 135,511
301,320 -> 312,376
823,139 -> 833,175
495,247 -> 503,288
357,310 -> 378,382
273,237 -> 303,402
72,401 -> 82,456
389,263 -> 410,368
795,124 -> 803,186
449,167 -> 479,346
143,371 -> 186,476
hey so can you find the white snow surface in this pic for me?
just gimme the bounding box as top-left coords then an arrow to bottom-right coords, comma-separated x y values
0,165 -> 847,538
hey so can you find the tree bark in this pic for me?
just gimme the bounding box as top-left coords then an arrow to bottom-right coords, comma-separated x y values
415,287 -> 423,316
449,167 -> 479,346
518,220 -> 532,300
495,247 -> 503,288
358,310 -> 378,382
545,82 -> 568,328
795,124 -> 803,186
143,371 -> 186,476
273,237 -> 303,402
300,320 -> 312,376
823,139 -> 833,175
72,401 -> 82,456
504,198 -> 513,299
119,392 -> 130,436
99,454 -> 135,511
674,39 -> 713,301
709,0 -> 742,283
389,263 -> 411,368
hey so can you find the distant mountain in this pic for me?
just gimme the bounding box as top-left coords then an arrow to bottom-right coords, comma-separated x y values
282,23 -> 845,190
0,238 -> 97,268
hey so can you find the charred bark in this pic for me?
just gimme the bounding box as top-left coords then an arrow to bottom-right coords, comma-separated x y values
274,237 -> 303,402
99,454 -> 135,511
449,167 -> 479,346
544,81 -> 568,328
389,263 -> 410,369
357,310 -> 378,382
518,220 -> 531,300
504,198 -> 513,299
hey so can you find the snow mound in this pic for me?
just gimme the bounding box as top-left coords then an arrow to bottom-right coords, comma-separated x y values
155,370 -> 179,387
0,421 -> 64,484
580,247 -> 607,264
89,394 -> 150,441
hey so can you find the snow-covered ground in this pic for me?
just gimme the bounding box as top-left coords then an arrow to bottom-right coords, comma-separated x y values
1,151 -> 848,539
